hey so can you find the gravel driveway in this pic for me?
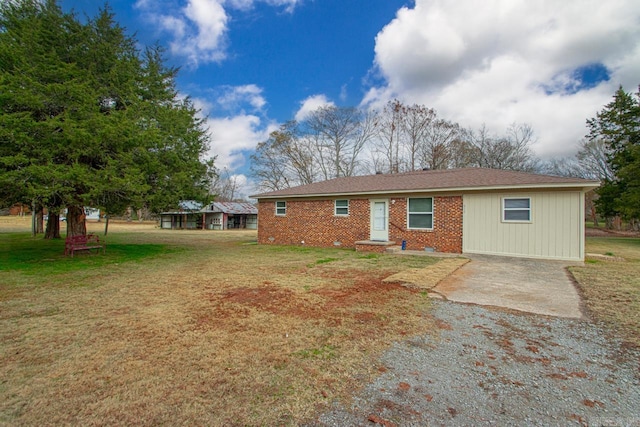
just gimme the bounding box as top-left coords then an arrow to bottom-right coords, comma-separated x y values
314,301 -> 640,426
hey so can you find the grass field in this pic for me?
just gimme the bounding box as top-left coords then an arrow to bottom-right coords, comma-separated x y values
570,237 -> 640,348
2,217 -> 638,425
0,217 -> 454,426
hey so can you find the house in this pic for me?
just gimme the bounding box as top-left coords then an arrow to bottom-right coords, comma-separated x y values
201,202 -> 258,230
251,168 -> 600,261
160,201 -> 204,229
160,201 -> 258,230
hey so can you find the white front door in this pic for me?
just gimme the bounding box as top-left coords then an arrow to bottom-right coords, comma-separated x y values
370,199 -> 389,241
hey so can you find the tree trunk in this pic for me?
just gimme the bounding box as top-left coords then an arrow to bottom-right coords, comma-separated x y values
104,215 -> 110,236
36,206 -> 44,234
66,205 -> 87,237
613,216 -> 622,230
45,212 -> 61,239
591,206 -> 599,227
31,201 -> 36,237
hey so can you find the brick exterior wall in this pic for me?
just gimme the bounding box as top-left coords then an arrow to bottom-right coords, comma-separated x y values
388,196 -> 463,253
257,195 -> 463,253
258,199 -> 370,247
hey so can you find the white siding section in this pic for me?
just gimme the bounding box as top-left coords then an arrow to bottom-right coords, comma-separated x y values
463,192 -> 584,261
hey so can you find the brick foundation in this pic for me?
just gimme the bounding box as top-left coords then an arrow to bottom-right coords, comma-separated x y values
257,195 -> 463,254
355,241 -> 397,253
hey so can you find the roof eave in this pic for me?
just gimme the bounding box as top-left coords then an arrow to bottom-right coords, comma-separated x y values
251,182 -> 601,200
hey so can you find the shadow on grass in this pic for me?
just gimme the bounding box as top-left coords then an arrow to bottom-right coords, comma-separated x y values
0,233 -> 173,275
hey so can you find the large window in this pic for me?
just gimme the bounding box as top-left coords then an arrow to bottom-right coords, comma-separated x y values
503,197 -> 531,222
408,197 -> 433,229
275,201 -> 286,216
335,199 -> 349,216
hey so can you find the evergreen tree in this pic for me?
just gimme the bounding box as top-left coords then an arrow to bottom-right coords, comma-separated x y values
587,86 -> 640,228
0,0 -> 213,238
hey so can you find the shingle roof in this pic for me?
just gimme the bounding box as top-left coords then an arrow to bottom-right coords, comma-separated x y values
251,168 -> 600,199
204,202 -> 258,214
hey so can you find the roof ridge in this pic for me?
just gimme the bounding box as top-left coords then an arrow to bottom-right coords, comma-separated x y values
251,167 -> 599,199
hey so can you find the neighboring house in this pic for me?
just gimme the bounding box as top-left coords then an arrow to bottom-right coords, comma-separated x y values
160,201 -> 204,230
251,168 -> 600,261
3,204 -> 100,220
160,201 -> 258,230
201,202 -> 258,230
7,203 -> 29,216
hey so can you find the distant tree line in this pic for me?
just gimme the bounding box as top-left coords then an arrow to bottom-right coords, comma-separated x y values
0,0 -> 214,238
251,89 -> 638,230
252,102 -> 530,192
251,100 -> 551,190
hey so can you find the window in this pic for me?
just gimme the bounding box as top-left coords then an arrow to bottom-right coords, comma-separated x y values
275,201 -> 286,216
335,199 -> 349,216
407,197 -> 433,229
503,197 -> 531,222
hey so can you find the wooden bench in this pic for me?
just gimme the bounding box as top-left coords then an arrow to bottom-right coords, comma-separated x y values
65,234 -> 105,257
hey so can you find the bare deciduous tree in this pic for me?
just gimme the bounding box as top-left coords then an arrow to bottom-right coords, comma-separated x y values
370,101 -> 464,172
303,106 -> 372,179
211,167 -> 243,201
464,123 -> 539,171
421,119 -> 462,170
401,104 -> 436,171
250,124 -> 298,191
576,138 -> 614,181
372,100 -> 404,173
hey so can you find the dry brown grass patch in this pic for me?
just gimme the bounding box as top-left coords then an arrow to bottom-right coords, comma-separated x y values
0,221 -> 461,426
569,237 -> 640,348
382,258 -> 469,289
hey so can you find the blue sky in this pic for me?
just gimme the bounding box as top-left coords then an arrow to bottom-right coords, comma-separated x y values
60,0 -> 640,193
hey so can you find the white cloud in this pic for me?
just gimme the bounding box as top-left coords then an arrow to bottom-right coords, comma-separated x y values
191,87 -> 269,171
262,0 -> 302,13
135,0 -> 302,66
207,114 -> 277,170
216,84 -> 266,111
184,0 -> 228,52
367,0 -> 640,158
294,94 -> 335,121
136,0 -> 228,65
339,84 -> 348,102
227,0 -> 302,13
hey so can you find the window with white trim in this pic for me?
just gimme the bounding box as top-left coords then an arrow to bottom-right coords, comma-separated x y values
407,197 -> 433,229
503,197 -> 531,222
335,199 -> 349,216
275,201 -> 286,216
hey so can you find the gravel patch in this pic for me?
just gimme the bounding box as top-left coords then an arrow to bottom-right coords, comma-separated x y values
313,301 -> 640,426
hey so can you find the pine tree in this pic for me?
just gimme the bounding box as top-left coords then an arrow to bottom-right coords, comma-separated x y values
587,86 -> 640,228
0,0 -> 213,238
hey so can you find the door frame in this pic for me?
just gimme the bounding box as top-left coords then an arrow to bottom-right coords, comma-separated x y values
369,199 -> 389,241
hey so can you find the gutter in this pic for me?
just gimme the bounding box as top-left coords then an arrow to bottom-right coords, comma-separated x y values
251,182 -> 601,200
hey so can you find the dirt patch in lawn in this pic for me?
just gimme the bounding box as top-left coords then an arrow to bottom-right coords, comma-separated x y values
1,226 -> 456,426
